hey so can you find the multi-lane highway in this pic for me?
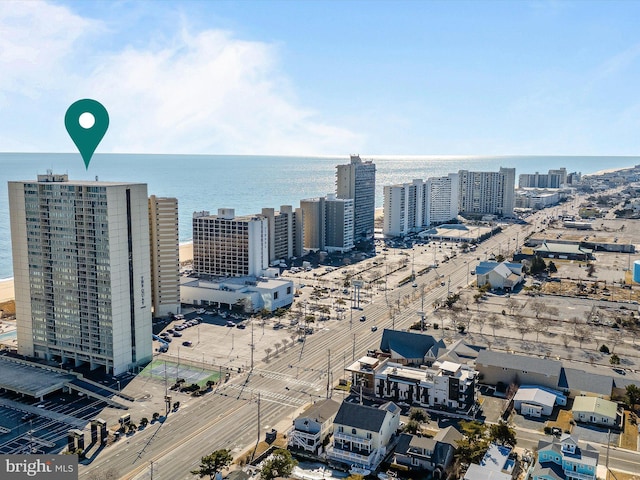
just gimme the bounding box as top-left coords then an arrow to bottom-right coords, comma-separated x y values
80,222 -> 531,480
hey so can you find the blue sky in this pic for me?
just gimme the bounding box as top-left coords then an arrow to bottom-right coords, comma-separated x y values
1,0 -> 639,155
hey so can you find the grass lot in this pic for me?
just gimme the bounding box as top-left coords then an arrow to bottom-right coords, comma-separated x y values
610,471 -> 640,480
620,410 -> 638,451
546,409 -> 574,433
0,300 -> 15,316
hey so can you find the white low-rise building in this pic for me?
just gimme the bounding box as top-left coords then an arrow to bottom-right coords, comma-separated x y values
180,274 -> 294,312
513,387 -> 562,417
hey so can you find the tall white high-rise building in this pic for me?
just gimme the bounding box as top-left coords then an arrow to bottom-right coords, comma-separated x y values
458,167 -> 515,218
193,209 -> 268,277
8,173 -> 152,375
383,180 -> 428,237
148,195 -> 180,317
427,173 -> 459,224
336,155 -> 376,240
382,174 -> 461,238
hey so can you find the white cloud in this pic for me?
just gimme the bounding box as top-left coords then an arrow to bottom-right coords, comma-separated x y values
0,1 -> 363,155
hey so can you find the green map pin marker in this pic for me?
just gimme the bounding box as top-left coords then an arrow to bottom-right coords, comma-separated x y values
65,99 -> 109,169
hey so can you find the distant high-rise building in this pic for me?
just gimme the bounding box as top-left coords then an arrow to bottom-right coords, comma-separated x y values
383,174 -> 460,238
383,180 -> 428,237
300,197 -> 325,251
261,205 -> 304,263
458,167 -> 515,217
336,155 -> 376,240
148,195 -> 180,317
427,173 -> 460,224
325,195 -> 354,253
519,168 -> 567,189
193,209 -> 268,277
8,173 -> 152,375
301,195 -> 355,252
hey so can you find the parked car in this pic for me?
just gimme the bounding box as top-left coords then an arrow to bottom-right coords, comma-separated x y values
172,332 -> 182,337
360,315 -> 366,322
371,326 -> 378,332
182,341 -> 193,347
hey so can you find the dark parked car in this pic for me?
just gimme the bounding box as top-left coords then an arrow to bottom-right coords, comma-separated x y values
182,341 -> 193,347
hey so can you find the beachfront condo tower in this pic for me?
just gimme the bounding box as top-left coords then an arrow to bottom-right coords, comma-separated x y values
336,155 -> 376,241
148,195 -> 180,317
192,209 -> 269,277
8,173 -> 153,375
458,167 -> 516,218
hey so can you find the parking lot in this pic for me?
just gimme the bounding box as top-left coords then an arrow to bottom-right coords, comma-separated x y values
0,391 -> 108,455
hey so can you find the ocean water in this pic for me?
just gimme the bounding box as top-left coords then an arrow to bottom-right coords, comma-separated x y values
1,153 -> 638,279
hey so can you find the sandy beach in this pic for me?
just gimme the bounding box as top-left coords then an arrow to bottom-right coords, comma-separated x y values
0,278 -> 14,303
0,243 -> 194,304
180,242 -> 193,264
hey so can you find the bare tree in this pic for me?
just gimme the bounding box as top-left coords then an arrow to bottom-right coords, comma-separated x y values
569,316 -> 581,336
515,316 -> 531,340
274,342 -> 282,354
531,321 -> 546,342
505,297 -> 519,315
487,314 -> 503,338
264,347 -> 273,360
608,331 -> 624,353
561,333 -> 571,349
546,306 -> 560,318
575,327 -> 591,349
475,314 -> 486,334
530,300 -> 547,319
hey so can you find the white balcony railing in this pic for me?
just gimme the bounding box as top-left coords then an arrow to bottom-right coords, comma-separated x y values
334,431 -> 373,447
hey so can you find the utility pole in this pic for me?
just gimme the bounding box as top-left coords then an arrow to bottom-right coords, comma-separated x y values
250,320 -> 255,371
605,428 -> 611,480
352,334 -> 356,361
326,349 -> 331,399
150,461 -> 154,480
256,392 -> 261,454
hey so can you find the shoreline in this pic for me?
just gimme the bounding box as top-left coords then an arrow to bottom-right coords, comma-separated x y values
0,278 -> 14,303
0,164 -> 635,303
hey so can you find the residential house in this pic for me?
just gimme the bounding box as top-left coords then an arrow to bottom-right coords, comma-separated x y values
378,329 -> 445,366
327,401 -> 400,471
532,434 -> 599,480
373,359 -> 477,415
393,426 -> 462,479
475,261 -> 524,291
572,396 -> 620,428
463,443 -> 516,480
288,399 -> 341,455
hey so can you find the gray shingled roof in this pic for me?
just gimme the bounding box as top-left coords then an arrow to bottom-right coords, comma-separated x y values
334,401 -> 390,432
559,368 -> 613,396
476,350 -> 562,377
379,329 -> 443,361
298,398 -> 340,424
